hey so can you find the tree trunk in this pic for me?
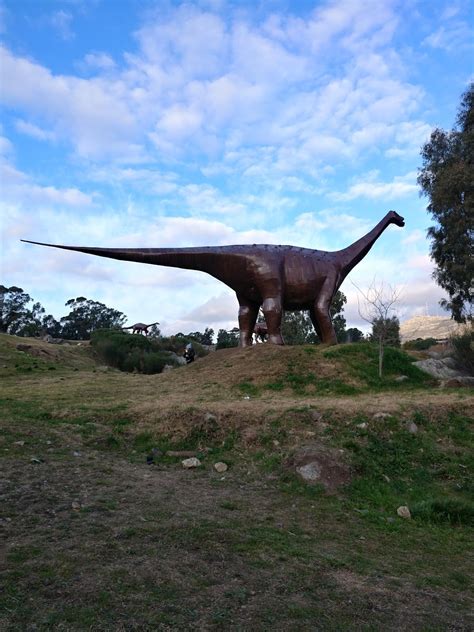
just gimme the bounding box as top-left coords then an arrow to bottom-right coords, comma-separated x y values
378,334 -> 384,378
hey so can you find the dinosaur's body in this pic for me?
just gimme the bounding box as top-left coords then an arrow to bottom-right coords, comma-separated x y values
22,210 -> 404,346
123,322 -> 159,335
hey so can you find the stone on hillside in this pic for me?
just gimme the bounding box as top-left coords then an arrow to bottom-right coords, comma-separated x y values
310,410 -> 324,422
214,462 -> 228,473
406,422 -> 418,434
395,375 -> 409,382
162,364 -> 174,372
441,357 -> 457,369
372,412 -> 391,420
287,444 -> 352,494
397,505 -> 411,519
182,457 -> 201,469
356,422 -> 368,429
413,358 -> 459,379
13,440 -> 25,446
204,412 -> 218,424
296,462 -> 322,483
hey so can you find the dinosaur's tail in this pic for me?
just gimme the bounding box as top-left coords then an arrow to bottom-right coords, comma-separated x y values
21,240 -> 219,272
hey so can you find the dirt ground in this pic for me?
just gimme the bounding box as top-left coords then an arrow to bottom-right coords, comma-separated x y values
2,444 -> 473,631
1,336 -> 473,630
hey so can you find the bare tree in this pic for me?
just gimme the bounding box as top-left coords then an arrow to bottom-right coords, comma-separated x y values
352,279 -> 403,378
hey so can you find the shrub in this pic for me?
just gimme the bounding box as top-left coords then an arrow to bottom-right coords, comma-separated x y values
90,329 -> 178,374
450,331 -> 474,375
403,337 -> 438,351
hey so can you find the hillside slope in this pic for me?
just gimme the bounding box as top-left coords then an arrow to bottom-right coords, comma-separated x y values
1,332 -> 473,630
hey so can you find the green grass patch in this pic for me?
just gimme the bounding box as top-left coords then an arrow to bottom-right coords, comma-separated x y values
236,380 -> 260,397
265,366 -> 359,396
411,499 -> 474,526
324,343 -> 433,389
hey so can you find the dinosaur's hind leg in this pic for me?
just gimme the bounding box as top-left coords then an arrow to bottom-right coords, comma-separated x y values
311,278 -> 338,345
262,296 -> 284,345
309,306 -> 323,341
237,296 -> 260,347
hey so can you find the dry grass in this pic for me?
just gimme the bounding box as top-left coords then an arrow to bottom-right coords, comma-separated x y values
1,334 -> 473,630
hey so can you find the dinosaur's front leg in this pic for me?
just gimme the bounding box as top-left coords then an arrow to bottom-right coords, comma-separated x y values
237,296 -> 259,347
262,296 -> 284,345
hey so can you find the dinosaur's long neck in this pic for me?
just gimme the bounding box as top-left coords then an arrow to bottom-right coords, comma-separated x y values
336,214 -> 393,276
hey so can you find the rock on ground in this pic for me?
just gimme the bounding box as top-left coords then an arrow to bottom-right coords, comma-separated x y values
286,444 -> 352,494
182,457 -> 201,469
413,358 -> 460,379
397,506 -> 411,519
213,462 -> 228,473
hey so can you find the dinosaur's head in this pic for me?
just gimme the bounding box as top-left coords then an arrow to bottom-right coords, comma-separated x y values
388,210 -> 405,227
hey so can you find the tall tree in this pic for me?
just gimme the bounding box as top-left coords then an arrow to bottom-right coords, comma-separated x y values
0,285 -> 32,333
60,297 -> 127,340
187,327 -> 215,345
281,290 -> 347,345
418,83 -> 473,323
346,327 -> 364,343
216,328 -> 239,349
0,285 -> 50,336
281,311 -> 317,345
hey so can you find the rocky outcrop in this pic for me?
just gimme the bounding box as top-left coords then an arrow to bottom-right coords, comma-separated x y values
413,358 -> 460,379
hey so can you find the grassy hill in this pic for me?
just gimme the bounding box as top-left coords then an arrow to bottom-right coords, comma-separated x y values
1,333 -> 473,631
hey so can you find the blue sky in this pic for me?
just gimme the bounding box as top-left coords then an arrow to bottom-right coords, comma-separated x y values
1,0 -> 473,336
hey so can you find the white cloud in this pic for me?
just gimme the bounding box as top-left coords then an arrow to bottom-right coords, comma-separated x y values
331,171 -> 418,202
0,155 -> 95,207
0,134 -> 13,155
423,20 -> 473,51
0,46 -> 139,160
50,10 -> 74,41
0,1 -> 428,170
15,119 -> 56,141
81,52 -> 116,71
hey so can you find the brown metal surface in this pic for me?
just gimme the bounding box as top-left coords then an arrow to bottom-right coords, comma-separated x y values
22,210 -> 405,346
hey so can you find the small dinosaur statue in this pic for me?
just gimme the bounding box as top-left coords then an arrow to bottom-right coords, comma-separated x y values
123,322 -> 159,336
22,210 -> 404,347
254,322 -> 268,343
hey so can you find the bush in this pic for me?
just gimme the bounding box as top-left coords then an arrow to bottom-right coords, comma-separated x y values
403,337 -> 438,351
90,329 -> 178,374
450,331 -> 474,375
153,335 -> 209,357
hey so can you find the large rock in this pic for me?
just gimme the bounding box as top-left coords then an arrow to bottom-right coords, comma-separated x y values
413,358 -> 460,379
286,445 -> 351,494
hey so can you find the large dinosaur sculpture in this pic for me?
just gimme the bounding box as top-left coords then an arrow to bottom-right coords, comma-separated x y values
123,322 -> 159,336
22,210 -> 404,347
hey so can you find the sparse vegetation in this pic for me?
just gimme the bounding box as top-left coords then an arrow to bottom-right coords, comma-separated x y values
403,337 -> 438,350
450,330 -> 474,375
1,333 -> 473,630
